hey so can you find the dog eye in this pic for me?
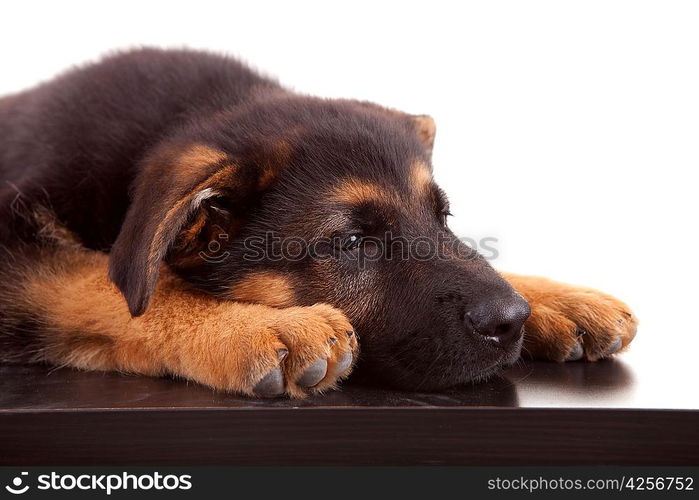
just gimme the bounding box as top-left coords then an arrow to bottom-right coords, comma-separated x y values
342,234 -> 363,251
439,210 -> 452,227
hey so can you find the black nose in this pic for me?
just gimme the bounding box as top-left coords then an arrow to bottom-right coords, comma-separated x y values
467,294 -> 531,345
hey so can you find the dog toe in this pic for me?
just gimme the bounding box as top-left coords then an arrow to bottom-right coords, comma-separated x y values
565,342 -> 584,361
335,352 -> 353,374
253,368 -> 285,397
601,338 -> 623,358
296,358 -> 328,387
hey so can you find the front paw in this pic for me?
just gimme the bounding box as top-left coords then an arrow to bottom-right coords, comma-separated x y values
265,303 -> 358,398
521,278 -> 637,362
175,302 -> 358,398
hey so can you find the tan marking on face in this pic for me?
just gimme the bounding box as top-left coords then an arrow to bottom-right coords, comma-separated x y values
175,144 -> 228,174
228,271 -> 296,308
410,160 -> 433,193
330,179 -> 392,205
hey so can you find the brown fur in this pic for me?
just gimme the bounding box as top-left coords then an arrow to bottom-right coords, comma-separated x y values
18,247 -> 356,397
330,179 -> 394,205
503,273 -> 638,361
175,144 -> 229,174
410,160 -> 433,194
228,271 -> 296,308
410,115 -> 437,154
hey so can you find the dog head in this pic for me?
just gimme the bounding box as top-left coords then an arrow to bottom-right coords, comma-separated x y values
110,95 -> 530,389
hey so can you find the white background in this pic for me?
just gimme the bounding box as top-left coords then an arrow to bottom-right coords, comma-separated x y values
2,1 -> 697,407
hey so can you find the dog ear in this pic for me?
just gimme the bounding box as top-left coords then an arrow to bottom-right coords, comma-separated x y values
109,143 -> 245,316
350,101 -> 437,156
408,114 -> 436,156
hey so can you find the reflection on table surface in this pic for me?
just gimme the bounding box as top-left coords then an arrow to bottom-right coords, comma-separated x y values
1,351 -> 692,410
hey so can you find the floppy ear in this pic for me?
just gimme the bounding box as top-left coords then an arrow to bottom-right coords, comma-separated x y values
409,114 -> 436,156
109,143 -> 242,316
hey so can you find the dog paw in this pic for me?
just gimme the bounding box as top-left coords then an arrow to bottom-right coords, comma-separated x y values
172,302 -> 357,398
518,277 -> 638,362
260,303 -> 358,398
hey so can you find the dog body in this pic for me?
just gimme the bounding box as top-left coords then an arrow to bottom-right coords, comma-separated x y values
0,49 -> 637,396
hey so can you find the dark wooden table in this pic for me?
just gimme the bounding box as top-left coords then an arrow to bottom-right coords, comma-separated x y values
2,355 -> 697,465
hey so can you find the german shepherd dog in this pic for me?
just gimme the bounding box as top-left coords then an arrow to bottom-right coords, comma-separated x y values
0,49 -> 637,397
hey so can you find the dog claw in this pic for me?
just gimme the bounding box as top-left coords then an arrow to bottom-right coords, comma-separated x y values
603,338 -> 622,357
297,359 -> 328,387
253,368 -> 284,397
277,348 -> 289,361
565,343 -> 584,361
335,353 -> 353,374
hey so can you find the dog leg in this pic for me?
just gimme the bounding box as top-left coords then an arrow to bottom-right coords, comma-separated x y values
502,273 -> 637,362
0,248 -> 357,397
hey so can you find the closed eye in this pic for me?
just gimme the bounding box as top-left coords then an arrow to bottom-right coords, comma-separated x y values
432,186 -> 451,226
439,208 -> 453,227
